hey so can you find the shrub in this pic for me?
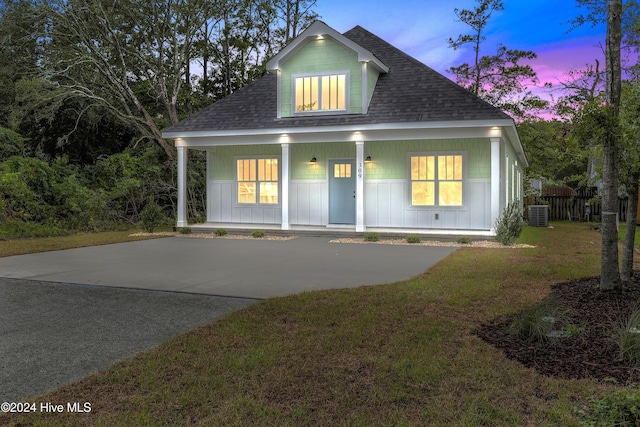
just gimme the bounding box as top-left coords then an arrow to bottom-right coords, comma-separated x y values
364,232 -> 379,242
179,227 -> 192,234
456,236 -> 472,244
215,228 -> 228,236
509,301 -> 562,342
580,391 -> 640,426
0,220 -> 68,239
139,199 -> 164,233
618,309 -> 640,365
495,201 -> 524,246
252,230 -> 266,238
406,235 -> 421,244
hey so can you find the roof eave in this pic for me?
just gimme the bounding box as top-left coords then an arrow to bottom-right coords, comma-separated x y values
265,21 -> 389,73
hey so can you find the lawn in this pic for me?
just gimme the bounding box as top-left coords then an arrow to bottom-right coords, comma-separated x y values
0,229 -> 169,258
2,222 -> 638,426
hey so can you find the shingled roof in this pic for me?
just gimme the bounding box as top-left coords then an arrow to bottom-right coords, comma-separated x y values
164,24 -> 512,136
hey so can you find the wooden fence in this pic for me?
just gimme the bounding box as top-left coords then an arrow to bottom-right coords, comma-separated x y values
531,196 -> 629,222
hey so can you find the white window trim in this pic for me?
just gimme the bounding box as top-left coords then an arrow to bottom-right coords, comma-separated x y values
291,70 -> 350,116
408,152 -> 466,209
234,156 -> 282,207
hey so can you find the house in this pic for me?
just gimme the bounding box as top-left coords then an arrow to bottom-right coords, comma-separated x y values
162,21 -> 526,236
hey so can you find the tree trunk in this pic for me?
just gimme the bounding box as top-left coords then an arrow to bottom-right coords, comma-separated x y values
622,183 -> 639,281
600,0 -> 622,290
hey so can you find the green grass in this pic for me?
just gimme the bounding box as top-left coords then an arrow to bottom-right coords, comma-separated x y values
2,222 -> 637,426
0,229 -> 170,257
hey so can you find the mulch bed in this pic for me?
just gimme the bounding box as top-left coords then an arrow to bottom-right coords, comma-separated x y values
475,275 -> 640,383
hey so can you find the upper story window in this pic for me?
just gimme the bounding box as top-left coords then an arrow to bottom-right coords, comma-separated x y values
294,73 -> 347,113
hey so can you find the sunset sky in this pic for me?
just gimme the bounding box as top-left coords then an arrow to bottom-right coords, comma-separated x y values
315,0 -> 608,104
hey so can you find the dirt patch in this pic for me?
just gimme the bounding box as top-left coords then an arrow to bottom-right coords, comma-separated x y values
476,275 -> 640,383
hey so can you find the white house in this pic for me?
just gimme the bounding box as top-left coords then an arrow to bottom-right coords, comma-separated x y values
162,21 -> 526,236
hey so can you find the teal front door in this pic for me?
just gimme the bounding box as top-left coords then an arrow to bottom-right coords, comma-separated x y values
329,159 -> 356,224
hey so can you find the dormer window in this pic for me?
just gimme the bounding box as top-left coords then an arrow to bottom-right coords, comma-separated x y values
294,72 -> 347,113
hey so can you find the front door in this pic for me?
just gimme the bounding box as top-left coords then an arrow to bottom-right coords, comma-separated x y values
329,159 -> 356,224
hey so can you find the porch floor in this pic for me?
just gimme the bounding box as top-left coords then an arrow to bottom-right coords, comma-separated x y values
183,223 -> 494,241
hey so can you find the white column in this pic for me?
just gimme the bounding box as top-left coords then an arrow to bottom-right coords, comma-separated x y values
355,141 -> 365,232
490,137 -> 501,234
177,145 -> 188,228
281,143 -> 290,230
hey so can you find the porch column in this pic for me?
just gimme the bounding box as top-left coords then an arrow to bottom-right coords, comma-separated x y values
177,145 -> 188,228
281,143 -> 290,230
490,137 -> 501,234
355,141 -> 365,232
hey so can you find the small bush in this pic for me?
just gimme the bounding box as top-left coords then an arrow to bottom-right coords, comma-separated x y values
618,309 -> 640,365
509,301 -> 562,342
495,201 -> 524,246
580,391 -> 640,426
215,228 -> 228,236
456,236 -> 472,244
179,227 -> 192,234
364,232 -> 379,242
0,220 -> 68,239
139,199 -> 164,233
252,230 -> 266,238
406,235 -> 421,244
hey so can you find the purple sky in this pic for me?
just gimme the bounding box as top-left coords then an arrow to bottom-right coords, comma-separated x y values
315,0 -> 608,114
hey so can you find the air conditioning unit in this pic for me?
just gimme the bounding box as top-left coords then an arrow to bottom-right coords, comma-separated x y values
528,205 -> 549,227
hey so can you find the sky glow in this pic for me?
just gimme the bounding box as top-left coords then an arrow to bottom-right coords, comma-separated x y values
314,0 -> 608,115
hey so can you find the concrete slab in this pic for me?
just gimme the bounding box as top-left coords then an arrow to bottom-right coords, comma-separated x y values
0,236 -> 458,299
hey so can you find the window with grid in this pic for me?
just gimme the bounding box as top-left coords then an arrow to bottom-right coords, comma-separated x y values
295,73 -> 346,112
237,158 -> 279,205
410,154 -> 463,207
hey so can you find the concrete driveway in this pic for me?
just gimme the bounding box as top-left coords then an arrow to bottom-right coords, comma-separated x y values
0,236 -> 457,299
0,236 -> 457,401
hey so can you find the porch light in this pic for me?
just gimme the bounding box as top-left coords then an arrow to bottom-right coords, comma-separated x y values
365,155 -> 372,162
309,156 -> 317,163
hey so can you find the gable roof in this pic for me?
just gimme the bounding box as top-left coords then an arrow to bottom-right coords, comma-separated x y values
163,24 -> 513,136
266,21 -> 388,73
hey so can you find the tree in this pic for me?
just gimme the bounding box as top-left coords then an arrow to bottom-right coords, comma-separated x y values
600,0 -> 623,290
619,82 -> 640,281
517,119 -> 588,186
447,0 -> 548,121
31,0 -> 211,161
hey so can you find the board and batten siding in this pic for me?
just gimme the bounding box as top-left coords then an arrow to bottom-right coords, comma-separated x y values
206,138 -> 493,230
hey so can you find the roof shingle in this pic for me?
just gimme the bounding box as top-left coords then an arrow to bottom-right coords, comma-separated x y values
164,24 -> 511,135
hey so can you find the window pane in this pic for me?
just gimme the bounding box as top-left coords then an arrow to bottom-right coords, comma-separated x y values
337,74 -> 345,109
419,156 -> 427,180
238,182 -> 256,204
439,182 -> 462,206
454,155 -> 462,180
411,156 -> 419,180
322,75 -> 330,110
412,182 -> 435,206
259,182 -> 278,204
296,77 -> 319,111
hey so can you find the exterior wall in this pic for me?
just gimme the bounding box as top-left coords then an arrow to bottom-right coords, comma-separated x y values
206,138 -> 495,230
361,139 -> 491,230
207,145 -> 282,224
280,38 -> 364,116
504,142 -> 524,208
